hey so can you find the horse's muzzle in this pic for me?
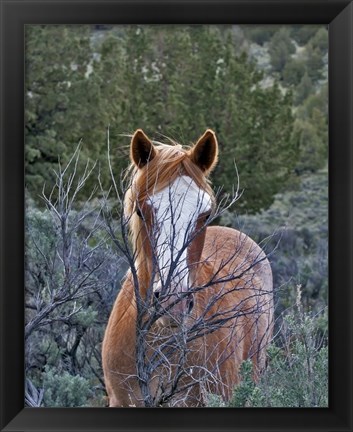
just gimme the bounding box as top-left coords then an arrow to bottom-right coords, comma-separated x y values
154,291 -> 195,327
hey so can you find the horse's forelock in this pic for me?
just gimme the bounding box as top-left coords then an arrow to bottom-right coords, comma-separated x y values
126,143 -> 214,210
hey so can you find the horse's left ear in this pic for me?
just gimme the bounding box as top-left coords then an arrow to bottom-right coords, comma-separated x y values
190,129 -> 218,175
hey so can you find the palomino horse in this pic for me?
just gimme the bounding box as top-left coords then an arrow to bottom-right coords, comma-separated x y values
102,129 -> 274,407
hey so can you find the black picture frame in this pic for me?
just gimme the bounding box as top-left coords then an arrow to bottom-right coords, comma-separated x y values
1,1 -> 352,431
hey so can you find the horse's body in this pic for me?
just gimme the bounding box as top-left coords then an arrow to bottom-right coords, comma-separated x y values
102,130 -> 274,407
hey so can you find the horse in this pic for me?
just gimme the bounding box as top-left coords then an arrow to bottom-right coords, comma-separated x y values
102,129 -> 274,407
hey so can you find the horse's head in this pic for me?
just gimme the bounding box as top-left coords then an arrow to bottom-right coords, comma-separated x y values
125,129 -> 218,326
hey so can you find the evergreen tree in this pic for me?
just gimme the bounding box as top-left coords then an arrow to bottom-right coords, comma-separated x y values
25,25 -> 298,213
26,26 -> 91,195
293,119 -> 326,174
268,28 -> 296,74
309,27 -> 328,56
294,84 -> 328,174
243,25 -> 278,46
294,72 -> 313,105
290,25 -> 319,46
283,59 -> 307,87
305,45 -> 324,81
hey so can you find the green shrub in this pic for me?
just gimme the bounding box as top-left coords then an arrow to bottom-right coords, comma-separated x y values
208,288 -> 328,407
229,360 -> 256,407
25,161 -> 125,407
255,303 -> 328,407
42,366 -> 91,407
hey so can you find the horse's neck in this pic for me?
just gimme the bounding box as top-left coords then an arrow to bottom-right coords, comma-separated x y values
189,260 -> 212,290
135,257 -> 152,298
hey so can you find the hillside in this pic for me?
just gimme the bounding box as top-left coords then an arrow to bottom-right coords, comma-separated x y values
221,168 -> 328,313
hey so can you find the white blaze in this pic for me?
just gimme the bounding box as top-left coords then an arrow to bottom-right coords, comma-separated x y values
148,175 -> 212,293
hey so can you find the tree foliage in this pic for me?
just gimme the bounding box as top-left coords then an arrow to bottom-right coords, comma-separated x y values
243,25 -> 278,46
25,26 -> 95,193
283,59 -> 307,87
268,28 -> 296,74
25,25 -> 298,213
290,26 -> 320,46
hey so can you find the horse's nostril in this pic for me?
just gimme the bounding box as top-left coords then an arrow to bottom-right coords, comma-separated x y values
187,296 -> 194,314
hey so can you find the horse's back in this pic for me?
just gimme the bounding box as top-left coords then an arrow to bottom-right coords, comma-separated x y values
201,225 -> 274,373
203,225 -> 273,291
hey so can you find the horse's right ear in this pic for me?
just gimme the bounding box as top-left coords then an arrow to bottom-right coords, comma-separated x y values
130,129 -> 157,168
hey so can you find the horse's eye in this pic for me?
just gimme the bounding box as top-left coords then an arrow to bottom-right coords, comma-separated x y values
136,208 -> 143,218
200,213 -> 211,224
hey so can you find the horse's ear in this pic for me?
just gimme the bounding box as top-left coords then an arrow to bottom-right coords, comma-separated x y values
190,129 -> 218,175
130,129 -> 157,168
